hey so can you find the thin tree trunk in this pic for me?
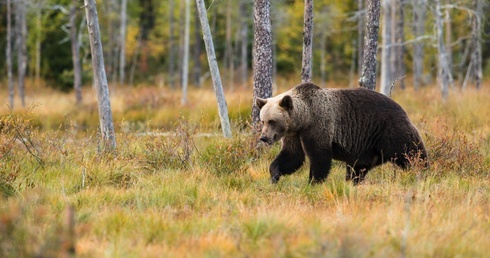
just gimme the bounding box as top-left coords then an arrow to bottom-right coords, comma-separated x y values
393,0 -> 405,89
444,3 -> 452,76
84,0 -> 116,150
168,0 -> 175,88
181,0 -> 190,105
462,0 -> 483,90
6,0 -> 14,108
224,0 -> 233,88
435,0 -> 453,100
16,0 -> 27,107
357,0 -> 365,76
195,0 -> 232,138
380,0 -> 392,96
412,0 -> 425,90
35,7 -> 42,85
252,0 -> 273,125
320,33 -> 327,88
129,30 -> 143,87
301,0 -> 314,83
193,5 -> 202,87
359,0 -> 381,90
71,2 -> 83,105
240,0 -> 250,87
348,40 -> 357,88
119,0 -> 128,86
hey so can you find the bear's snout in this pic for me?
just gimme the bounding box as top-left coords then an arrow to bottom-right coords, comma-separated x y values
259,136 -> 268,142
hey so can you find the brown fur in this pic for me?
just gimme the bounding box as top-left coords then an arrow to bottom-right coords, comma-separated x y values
257,82 -> 428,184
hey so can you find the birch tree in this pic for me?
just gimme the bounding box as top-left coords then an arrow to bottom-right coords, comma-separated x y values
16,0 -> 28,107
195,0 -> 232,138
392,0 -> 405,90
380,0 -> 392,96
412,0 -> 426,90
70,1 -> 83,105
301,0 -> 314,83
462,0 -> 483,90
181,0 -> 190,105
240,0 -> 250,87
252,0 -> 273,125
6,0 -> 14,108
435,0 -> 453,100
84,0 -> 116,150
168,0 -> 176,88
359,0 -> 381,90
119,0 -> 128,86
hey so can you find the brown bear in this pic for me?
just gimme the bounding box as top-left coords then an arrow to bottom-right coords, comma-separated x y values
256,82 -> 428,184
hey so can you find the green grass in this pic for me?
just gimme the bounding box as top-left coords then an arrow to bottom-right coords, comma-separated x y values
1,82 -> 490,257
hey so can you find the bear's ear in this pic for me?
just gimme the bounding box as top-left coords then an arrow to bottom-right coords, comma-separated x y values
279,95 -> 293,111
256,97 -> 268,110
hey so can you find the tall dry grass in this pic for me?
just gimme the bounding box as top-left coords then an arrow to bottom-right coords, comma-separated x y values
1,81 -> 489,257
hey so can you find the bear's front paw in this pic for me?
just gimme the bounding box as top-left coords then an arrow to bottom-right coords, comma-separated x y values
270,174 -> 280,184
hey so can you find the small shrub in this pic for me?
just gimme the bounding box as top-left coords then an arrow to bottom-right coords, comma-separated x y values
198,133 -> 260,176
142,118 -> 197,172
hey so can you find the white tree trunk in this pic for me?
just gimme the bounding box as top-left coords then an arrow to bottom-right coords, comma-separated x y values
84,0 -> 116,150
119,0 -> 127,86
16,0 -> 27,107
6,0 -> 14,108
301,0 -> 314,83
380,0 -> 392,96
181,0 -> 190,105
412,0 -> 426,90
435,0 -> 453,100
70,2 -> 83,105
195,0 -> 232,138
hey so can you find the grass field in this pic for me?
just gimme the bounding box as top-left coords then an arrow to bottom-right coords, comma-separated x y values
1,80 -> 490,257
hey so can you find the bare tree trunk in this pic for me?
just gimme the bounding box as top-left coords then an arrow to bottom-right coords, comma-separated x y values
412,0 -> 426,90
444,2 -> 452,75
224,0 -> 233,88
71,2 -> 83,105
129,30 -> 143,87
119,0 -> 128,86
35,6 -> 42,85
435,0 -> 453,100
252,0 -> 273,125
320,33 -> 327,88
380,0 -> 392,96
359,0 -> 381,90
16,0 -> 27,107
168,0 -> 176,88
240,0 -> 250,87
348,40 -> 357,88
193,6 -> 202,87
301,0 -> 314,83
357,0 -> 365,77
195,0 -> 232,138
392,0 -> 405,89
6,0 -> 14,108
462,0 -> 483,90
181,0 -> 190,105
84,0 -> 116,150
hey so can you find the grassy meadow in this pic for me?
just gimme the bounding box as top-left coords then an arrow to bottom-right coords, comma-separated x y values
1,79 -> 490,257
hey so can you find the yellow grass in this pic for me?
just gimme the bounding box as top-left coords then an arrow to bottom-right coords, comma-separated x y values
1,80 -> 489,257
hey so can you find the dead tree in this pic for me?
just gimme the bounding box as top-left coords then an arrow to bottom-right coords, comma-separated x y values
181,0 -> 190,105
6,0 -> 14,108
301,0 -> 314,83
359,0 -> 381,90
462,0 -> 483,90
380,0 -> 393,96
16,0 -> 27,107
119,0 -> 128,86
84,0 -> 117,150
70,1 -> 83,105
195,0 -> 232,138
412,0 -> 426,90
252,0 -> 273,125
435,0 -> 453,100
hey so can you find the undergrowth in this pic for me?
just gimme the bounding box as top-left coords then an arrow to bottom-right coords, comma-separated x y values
1,86 -> 489,257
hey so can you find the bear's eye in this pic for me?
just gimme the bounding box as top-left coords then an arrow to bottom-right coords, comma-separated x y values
268,120 -> 276,126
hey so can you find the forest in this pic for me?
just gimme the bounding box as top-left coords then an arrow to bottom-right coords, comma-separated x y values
1,0 -> 490,257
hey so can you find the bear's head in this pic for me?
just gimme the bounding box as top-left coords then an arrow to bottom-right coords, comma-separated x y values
256,95 -> 293,145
